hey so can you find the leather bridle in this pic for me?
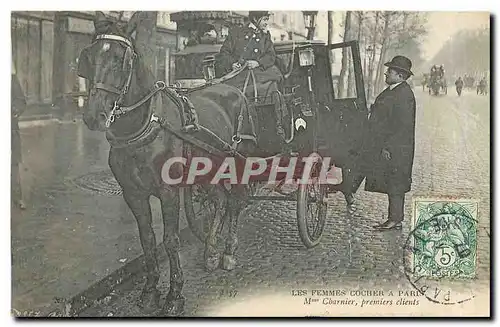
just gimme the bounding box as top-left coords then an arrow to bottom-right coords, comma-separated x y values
90,34 -> 138,128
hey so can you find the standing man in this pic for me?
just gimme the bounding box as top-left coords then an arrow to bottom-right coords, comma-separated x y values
12,67 -> 27,210
455,76 -> 464,96
350,55 -> 416,230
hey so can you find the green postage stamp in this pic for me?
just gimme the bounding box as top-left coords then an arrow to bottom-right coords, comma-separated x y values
409,198 -> 478,279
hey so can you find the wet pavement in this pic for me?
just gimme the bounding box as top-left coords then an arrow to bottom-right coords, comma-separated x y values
11,89 -> 491,317
11,119 -> 190,315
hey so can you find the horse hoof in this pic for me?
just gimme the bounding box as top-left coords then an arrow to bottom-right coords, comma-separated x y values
222,254 -> 237,271
163,296 -> 185,316
138,288 -> 161,313
205,253 -> 220,272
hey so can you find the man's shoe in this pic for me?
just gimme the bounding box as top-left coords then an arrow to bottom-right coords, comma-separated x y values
344,193 -> 355,206
373,220 -> 402,230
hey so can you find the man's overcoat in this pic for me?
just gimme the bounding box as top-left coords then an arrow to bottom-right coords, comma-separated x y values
358,81 -> 416,194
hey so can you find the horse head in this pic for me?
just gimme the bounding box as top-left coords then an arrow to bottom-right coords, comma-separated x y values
78,11 -> 148,132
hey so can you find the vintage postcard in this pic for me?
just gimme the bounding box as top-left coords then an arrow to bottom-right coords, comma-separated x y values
10,9 -> 490,318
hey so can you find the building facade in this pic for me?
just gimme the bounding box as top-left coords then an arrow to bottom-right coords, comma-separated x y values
11,11 -> 179,110
11,11 -> 345,108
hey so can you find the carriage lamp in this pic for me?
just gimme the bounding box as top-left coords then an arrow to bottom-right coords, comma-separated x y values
202,55 -> 216,82
298,47 -> 315,67
302,11 -> 318,40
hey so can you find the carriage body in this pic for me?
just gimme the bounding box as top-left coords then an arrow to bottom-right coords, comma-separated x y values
179,39 -> 368,248
174,39 -> 368,164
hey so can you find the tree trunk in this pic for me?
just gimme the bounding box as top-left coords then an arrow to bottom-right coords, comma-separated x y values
374,12 -> 391,95
367,11 -> 380,102
328,11 -> 334,45
357,11 -> 363,41
339,11 -> 352,98
375,41 -> 388,94
134,11 -> 158,78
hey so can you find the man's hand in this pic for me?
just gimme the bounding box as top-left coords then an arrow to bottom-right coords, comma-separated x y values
246,60 -> 260,69
232,62 -> 242,70
382,148 -> 392,160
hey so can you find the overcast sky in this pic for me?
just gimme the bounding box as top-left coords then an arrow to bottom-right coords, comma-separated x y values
420,11 -> 490,60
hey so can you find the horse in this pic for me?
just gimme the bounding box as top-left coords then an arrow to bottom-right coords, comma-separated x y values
78,12 -> 257,315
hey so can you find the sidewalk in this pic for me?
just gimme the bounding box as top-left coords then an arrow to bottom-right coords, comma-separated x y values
11,119 -> 190,316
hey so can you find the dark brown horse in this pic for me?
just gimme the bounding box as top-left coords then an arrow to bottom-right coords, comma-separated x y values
79,12 -> 255,315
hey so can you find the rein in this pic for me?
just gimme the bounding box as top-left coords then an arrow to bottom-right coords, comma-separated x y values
90,34 -> 256,159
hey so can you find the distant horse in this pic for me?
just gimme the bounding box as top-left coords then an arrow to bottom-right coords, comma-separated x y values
78,12 -> 256,315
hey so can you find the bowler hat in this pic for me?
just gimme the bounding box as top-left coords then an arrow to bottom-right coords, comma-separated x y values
384,55 -> 413,76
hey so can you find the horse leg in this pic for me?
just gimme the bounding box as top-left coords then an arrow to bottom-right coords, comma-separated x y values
222,187 -> 246,271
204,186 -> 227,272
158,189 -> 185,316
122,191 -> 160,312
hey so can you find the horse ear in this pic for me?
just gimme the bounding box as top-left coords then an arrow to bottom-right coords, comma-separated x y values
126,11 -> 140,38
94,11 -> 107,24
94,11 -> 113,34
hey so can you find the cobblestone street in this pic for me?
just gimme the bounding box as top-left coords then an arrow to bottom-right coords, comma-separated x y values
74,89 -> 490,317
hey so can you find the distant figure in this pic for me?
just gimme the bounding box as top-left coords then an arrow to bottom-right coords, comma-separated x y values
477,78 -> 488,95
11,70 -> 27,210
439,64 -> 445,78
455,77 -> 464,96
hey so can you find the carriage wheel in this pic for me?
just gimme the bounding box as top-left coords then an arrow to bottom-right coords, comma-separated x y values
184,184 -> 220,243
296,160 -> 328,248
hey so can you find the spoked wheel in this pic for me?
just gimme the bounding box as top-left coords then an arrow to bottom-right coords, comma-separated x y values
184,184 -> 220,243
296,159 -> 328,248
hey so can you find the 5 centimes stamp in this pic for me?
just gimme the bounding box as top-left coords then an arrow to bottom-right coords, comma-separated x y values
403,197 -> 479,305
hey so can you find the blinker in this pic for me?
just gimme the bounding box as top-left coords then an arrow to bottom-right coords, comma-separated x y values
77,46 -> 93,80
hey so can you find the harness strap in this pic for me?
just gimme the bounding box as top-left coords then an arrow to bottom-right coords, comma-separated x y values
95,34 -> 133,48
119,81 -> 166,114
242,69 -> 258,102
94,83 -> 122,95
160,121 -> 246,161
179,96 -> 200,131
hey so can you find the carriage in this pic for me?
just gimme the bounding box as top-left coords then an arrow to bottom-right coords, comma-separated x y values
77,12 -> 368,313
177,39 -> 368,248
428,66 -> 447,96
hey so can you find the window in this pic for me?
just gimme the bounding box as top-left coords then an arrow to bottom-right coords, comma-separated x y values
329,47 -> 357,99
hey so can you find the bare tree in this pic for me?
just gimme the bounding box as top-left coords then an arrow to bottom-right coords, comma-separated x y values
365,11 -> 381,102
328,11 -> 334,45
373,11 -> 393,95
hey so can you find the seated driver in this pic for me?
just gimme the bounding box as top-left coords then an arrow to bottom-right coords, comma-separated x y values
216,11 -> 283,96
